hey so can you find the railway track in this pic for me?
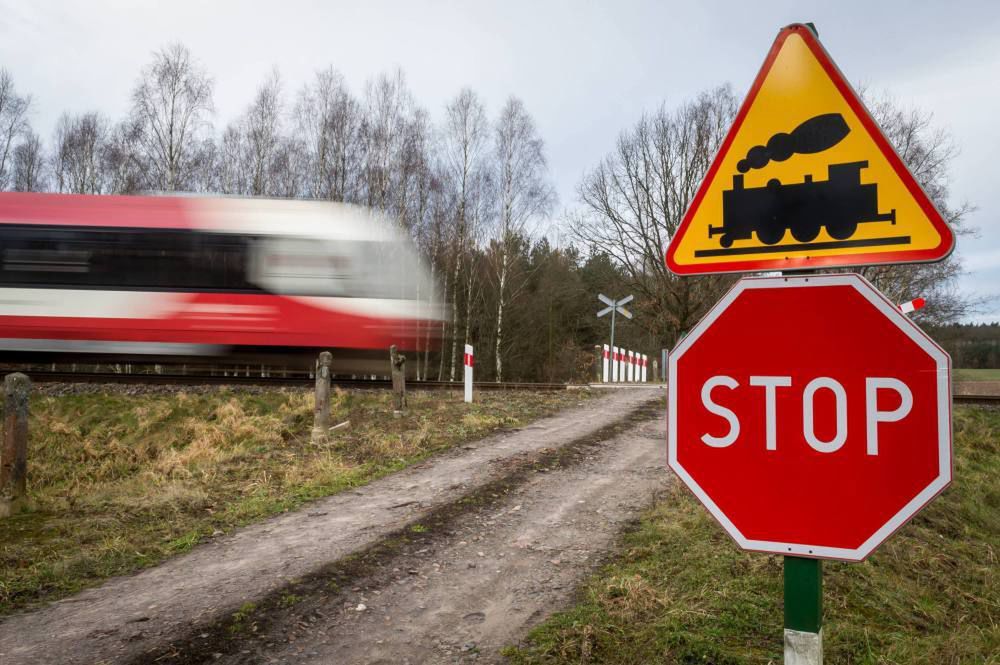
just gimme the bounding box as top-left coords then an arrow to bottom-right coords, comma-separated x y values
2,369 -> 998,403
0,369 -> 572,391
952,393 -> 1000,406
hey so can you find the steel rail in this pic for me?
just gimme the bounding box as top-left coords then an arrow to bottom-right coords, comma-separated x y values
0,370 -> 571,391
952,393 -> 1000,406
2,369 -> 999,401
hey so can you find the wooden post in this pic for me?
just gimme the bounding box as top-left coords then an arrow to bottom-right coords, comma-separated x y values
652,359 -> 659,383
0,372 -> 31,517
390,345 -> 407,417
311,352 -> 332,444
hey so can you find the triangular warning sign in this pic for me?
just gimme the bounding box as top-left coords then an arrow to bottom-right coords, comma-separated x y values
666,24 -> 955,275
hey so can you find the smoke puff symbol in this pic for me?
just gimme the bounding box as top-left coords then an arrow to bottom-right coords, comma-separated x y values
737,113 -> 850,173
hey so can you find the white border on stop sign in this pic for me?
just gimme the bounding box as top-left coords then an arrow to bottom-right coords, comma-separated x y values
667,273 -> 952,562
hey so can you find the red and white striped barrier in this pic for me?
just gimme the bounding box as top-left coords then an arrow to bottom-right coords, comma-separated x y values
464,344 -> 474,403
601,346 -> 651,383
899,297 -> 925,314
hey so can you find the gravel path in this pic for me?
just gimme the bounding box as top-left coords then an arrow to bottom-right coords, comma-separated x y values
0,387 -> 664,665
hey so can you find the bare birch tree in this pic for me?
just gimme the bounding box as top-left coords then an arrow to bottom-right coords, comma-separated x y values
219,70 -> 286,196
244,70 -> 283,195
102,118 -> 145,194
0,68 -> 31,190
12,130 -> 45,191
129,43 -> 214,191
440,88 -> 489,380
857,91 -> 978,324
295,67 -> 362,202
573,86 -> 739,345
52,112 -> 111,194
489,96 -> 554,381
360,70 -> 412,213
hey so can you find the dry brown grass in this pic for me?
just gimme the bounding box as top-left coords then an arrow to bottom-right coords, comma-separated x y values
0,386 -> 591,615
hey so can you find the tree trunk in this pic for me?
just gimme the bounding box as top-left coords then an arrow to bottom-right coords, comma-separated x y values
448,251 -> 462,381
494,257 -> 508,383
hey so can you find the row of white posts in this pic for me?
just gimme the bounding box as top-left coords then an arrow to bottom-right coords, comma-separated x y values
601,344 -> 648,383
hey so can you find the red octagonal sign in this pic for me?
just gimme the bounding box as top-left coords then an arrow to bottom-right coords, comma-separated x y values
668,274 -> 952,561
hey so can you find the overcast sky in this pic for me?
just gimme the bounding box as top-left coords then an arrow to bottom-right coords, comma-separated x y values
1,0 -> 997,321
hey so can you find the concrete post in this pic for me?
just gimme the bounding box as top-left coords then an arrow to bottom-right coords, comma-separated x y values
0,372 -> 31,517
390,345 -> 407,417
652,359 -> 659,383
311,352 -> 332,444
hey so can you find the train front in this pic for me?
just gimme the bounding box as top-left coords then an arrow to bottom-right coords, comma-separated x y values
196,197 -> 446,372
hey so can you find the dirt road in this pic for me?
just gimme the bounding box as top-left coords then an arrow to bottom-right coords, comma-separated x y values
0,387 -> 667,665
230,396 -> 669,664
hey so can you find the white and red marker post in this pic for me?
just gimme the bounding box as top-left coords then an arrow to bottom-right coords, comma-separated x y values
619,348 -> 626,383
463,344 -> 474,403
627,350 -> 634,382
642,354 -> 648,382
602,344 -> 610,382
611,346 -> 619,382
899,297 -> 925,314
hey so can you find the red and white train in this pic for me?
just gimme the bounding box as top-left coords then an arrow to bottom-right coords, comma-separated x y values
0,193 -> 442,370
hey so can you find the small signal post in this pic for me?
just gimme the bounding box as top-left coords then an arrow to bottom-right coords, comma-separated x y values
463,344 -> 474,403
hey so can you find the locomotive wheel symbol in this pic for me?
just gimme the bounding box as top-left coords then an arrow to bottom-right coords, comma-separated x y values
827,220 -> 858,240
756,222 -> 784,245
791,220 -> 821,243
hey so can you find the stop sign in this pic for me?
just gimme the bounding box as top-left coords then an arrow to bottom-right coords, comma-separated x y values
668,274 -> 951,561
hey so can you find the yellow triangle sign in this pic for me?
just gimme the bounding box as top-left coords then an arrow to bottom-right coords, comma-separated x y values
666,24 -> 955,275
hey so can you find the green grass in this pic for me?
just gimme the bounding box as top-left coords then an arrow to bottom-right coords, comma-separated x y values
0,386 -> 590,615
506,406 -> 999,664
955,368 -> 1000,382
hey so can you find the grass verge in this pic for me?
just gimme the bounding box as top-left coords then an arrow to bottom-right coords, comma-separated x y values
955,368 -> 1000,382
505,406 -> 999,664
0,386 -> 590,616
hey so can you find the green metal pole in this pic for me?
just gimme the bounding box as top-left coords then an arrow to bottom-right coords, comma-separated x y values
784,556 -> 823,663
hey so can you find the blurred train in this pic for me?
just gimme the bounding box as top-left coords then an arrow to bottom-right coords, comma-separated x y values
0,193 -> 443,372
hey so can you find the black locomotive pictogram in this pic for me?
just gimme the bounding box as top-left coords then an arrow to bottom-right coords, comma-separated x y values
708,113 -> 897,249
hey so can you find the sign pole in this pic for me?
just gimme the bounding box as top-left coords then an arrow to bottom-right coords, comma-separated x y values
597,293 -> 633,384
609,305 -> 616,380
780,267 -> 822,665
784,556 -> 823,664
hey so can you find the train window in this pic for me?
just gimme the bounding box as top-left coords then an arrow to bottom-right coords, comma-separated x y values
0,226 -> 260,293
248,236 -> 352,297
247,237 -> 432,299
0,224 -> 432,299
3,247 -> 91,274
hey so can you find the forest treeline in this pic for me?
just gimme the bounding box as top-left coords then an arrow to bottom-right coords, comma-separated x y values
930,323 -> 1000,369
0,44 -> 986,380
